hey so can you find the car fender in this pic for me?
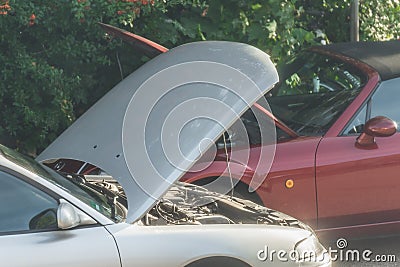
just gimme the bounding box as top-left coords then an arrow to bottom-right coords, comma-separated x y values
106,223 -> 314,267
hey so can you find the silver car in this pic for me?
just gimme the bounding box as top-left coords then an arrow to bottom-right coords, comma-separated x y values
0,41 -> 331,267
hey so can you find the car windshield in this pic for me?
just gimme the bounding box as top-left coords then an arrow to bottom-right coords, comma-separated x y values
0,145 -> 123,222
267,51 -> 367,136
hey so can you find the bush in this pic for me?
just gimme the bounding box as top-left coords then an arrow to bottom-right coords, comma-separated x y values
0,0 -> 398,154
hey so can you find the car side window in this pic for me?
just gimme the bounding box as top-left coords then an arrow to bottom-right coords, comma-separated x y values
370,78 -> 400,130
343,78 -> 400,135
0,171 -> 59,234
343,104 -> 367,135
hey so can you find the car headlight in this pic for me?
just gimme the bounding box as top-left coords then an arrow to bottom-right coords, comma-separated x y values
294,235 -> 331,266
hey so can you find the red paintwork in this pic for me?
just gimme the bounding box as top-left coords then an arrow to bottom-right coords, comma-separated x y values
46,159 -> 100,175
182,137 -> 320,228
253,103 -> 298,138
251,137 -> 320,228
181,50 -> 400,239
316,135 -> 400,226
356,116 -> 397,146
363,116 -> 397,137
98,23 -> 168,57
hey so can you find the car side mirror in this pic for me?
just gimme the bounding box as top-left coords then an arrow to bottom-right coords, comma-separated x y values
57,200 -> 98,229
57,201 -> 81,229
356,116 -> 397,147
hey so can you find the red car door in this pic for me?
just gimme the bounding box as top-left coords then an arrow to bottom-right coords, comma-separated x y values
316,134 -> 400,229
316,78 -> 400,231
260,137 -> 320,228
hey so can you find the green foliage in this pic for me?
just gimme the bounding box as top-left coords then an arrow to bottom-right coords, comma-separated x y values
360,0 -> 400,40
0,0 -> 145,154
0,0 -> 399,154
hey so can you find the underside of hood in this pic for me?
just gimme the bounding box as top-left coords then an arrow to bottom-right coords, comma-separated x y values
37,41 -> 278,223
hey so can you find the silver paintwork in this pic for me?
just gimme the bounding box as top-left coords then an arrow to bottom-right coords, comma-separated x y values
56,200 -> 97,229
1,224 -> 121,267
57,200 -> 81,229
37,41 -> 279,223
107,223 -> 324,267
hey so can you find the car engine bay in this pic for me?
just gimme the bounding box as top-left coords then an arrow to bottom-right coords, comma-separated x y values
75,174 -> 308,229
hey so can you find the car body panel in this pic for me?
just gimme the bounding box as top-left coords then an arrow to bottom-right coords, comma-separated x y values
0,225 -> 120,267
256,137 -> 321,228
316,134 -> 400,229
106,223 -> 320,267
37,41 -> 279,223
182,137 -> 320,228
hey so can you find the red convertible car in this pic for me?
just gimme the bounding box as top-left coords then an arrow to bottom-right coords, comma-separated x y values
181,40 -> 400,238
50,24 -> 400,238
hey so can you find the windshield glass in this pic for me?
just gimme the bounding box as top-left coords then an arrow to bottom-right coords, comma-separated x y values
0,145 -> 122,222
267,51 -> 367,136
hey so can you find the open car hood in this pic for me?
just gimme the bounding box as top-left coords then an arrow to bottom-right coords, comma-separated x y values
37,41 -> 278,223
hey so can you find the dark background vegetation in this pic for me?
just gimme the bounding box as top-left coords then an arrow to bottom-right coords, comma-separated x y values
0,0 -> 399,154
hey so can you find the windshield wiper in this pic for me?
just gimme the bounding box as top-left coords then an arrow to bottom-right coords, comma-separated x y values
62,173 -> 127,221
